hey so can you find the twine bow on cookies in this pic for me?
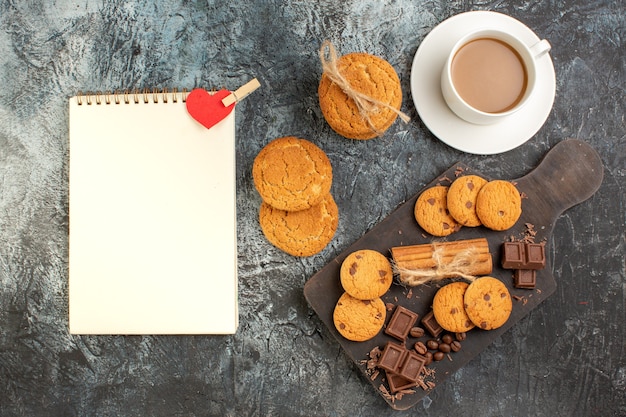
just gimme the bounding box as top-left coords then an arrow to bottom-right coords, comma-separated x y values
319,40 -> 410,133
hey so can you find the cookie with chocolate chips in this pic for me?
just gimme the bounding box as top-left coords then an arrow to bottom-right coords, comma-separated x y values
463,276 -> 512,330
432,281 -> 476,333
414,185 -> 461,236
475,180 -> 522,231
340,249 -> 393,300
447,174 -> 488,227
333,292 -> 386,342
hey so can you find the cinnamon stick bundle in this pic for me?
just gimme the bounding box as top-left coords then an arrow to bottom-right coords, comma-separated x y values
391,238 -> 492,286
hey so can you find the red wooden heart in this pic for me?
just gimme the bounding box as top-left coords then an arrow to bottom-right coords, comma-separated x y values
186,88 -> 235,129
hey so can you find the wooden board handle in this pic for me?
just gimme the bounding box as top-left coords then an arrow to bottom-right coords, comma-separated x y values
515,139 -> 603,219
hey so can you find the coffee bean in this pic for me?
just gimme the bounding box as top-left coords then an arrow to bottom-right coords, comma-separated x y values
455,332 -> 467,341
414,341 -> 428,355
433,351 -> 445,361
424,352 -> 433,365
450,340 -> 462,352
410,327 -> 425,338
426,339 -> 439,350
442,334 -> 453,344
438,343 -> 451,353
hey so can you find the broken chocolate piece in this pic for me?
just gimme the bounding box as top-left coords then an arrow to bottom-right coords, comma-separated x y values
502,241 -> 546,270
524,243 -> 545,269
398,351 -> 427,382
502,242 -> 526,269
385,371 -> 418,393
379,343 -> 427,390
421,310 -> 443,338
514,269 -> 536,289
384,305 -> 418,341
378,342 -> 407,373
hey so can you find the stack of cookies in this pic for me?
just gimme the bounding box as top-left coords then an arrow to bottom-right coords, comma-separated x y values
252,136 -> 339,257
414,175 -> 522,236
318,48 -> 404,140
333,249 -> 393,341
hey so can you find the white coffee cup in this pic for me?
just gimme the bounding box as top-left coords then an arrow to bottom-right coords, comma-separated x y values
441,29 -> 551,125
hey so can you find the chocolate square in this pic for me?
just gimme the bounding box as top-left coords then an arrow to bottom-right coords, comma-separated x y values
514,269 -> 536,289
398,350 -> 426,382
421,310 -> 443,337
502,242 -> 525,269
384,305 -> 418,341
385,371 -> 418,393
377,342 -> 407,373
524,243 -> 546,269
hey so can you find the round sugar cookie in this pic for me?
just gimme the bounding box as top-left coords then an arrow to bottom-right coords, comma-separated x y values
432,282 -> 475,333
319,52 -> 402,140
475,180 -> 522,231
259,193 -> 338,257
340,249 -> 393,300
414,185 -> 461,236
333,292 -> 386,342
463,277 -> 512,330
447,175 -> 488,227
253,136 -> 333,211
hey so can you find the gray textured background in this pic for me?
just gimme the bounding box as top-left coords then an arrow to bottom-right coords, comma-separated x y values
0,1 -> 624,416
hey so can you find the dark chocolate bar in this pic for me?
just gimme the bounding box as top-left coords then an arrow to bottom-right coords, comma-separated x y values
378,342 -> 407,373
379,342 -> 427,392
398,350 -> 426,381
501,242 -> 526,269
421,310 -> 443,338
384,305 -> 418,341
514,269 -> 536,289
502,242 -> 546,270
524,243 -> 546,269
385,371 -> 418,393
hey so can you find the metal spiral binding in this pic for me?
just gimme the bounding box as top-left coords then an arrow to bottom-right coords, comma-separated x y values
76,88 -> 190,105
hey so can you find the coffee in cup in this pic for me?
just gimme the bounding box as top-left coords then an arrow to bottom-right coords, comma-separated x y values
441,29 -> 550,125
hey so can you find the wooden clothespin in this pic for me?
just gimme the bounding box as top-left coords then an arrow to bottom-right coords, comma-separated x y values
222,78 -> 261,107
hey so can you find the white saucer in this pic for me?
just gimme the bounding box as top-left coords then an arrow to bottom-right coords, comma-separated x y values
411,11 -> 556,155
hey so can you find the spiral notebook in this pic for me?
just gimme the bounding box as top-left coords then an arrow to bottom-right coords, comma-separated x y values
68,89 -> 238,334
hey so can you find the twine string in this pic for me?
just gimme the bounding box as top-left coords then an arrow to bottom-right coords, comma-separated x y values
394,246 -> 482,287
319,40 -> 411,134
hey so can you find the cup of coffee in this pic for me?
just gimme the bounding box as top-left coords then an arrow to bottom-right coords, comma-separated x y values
441,29 -> 551,125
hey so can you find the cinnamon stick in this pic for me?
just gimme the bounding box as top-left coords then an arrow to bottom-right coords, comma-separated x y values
391,238 -> 492,285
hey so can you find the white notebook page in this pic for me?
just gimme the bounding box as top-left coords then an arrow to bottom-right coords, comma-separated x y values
68,92 -> 238,334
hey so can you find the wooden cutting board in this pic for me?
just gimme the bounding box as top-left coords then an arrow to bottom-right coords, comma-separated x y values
304,139 -> 603,410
